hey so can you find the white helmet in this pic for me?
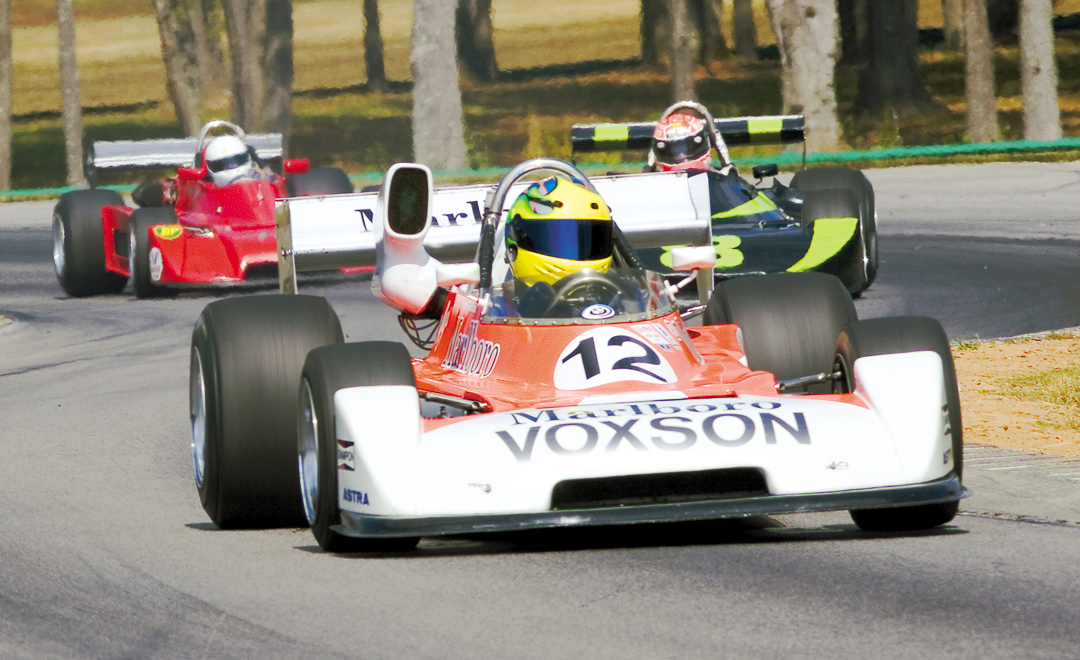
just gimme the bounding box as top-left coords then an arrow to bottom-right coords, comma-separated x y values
203,135 -> 254,186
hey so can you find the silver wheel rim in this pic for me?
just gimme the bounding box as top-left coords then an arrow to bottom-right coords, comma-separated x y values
298,379 -> 320,526
52,213 -> 65,277
129,222 -> 139,280
191,347 -> 207,488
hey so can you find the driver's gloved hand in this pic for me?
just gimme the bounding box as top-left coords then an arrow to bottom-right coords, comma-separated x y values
516,281 -> 555,318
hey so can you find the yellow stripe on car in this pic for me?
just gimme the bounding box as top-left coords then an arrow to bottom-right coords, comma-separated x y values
593,124 -> 630,147
787,218 -> 858,272
747,117 -> 784,143
712,193 -> 778,219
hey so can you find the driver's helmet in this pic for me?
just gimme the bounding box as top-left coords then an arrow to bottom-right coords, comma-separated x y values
651,112 -> 712,172
506,177 -> 614,286
203,135 -> 255,186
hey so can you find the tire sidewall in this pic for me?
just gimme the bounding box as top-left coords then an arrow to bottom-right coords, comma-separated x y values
130,207 -> 175,298
190,295 -> 344,529
300,342 -> 418,552
53,189 -> 127,296
791,168 -> 878,291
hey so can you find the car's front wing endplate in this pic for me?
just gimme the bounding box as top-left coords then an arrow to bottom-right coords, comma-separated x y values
333,474 -> 968,539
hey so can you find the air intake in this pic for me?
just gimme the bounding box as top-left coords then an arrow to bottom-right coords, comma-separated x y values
551,468 -> 768,510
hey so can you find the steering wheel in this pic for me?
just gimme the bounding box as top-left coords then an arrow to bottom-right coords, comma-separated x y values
542,270 -> 636,318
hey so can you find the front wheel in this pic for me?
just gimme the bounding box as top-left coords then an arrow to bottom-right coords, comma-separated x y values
53,189 -> 129,297
703,272 -> 857,389
837,316 -> 963,531
300,341 -> 420,553
191,295 -> 343,528
130,207 -> 175,298
791,168 -> 878,291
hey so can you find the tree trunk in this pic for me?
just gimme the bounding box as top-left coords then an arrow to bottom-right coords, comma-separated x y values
222,0 -> 267,131
56,0 -> 83,186
262,0 -> 292,141
153,0 -> 202,136
222,0 -> 290,138
764,0 -> 793,104
687,0 -> 726,62
669,0 -> 696,101
456,0 -> 497,81
943,0 -> 965,49
769,0 -> 841,151
364,0 -> 388,91
411,0 -> 467,170
190,0 -> 228,102
0,0 -> 11,190
732,0 -> 758,59
855,0 -> 934,118
641,0 -> 666,65
964,0 -> 999,142
1019,0 -> 1061,140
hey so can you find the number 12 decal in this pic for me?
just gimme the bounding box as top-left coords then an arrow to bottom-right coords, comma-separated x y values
554,327 -> 677,390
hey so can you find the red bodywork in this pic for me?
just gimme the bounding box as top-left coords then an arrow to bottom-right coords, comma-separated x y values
414,292 -> 865,433
102,174 -> 288,285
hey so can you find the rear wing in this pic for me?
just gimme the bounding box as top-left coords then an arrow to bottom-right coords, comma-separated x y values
276,170 -> 713,293
570,115 -> 805,153
82,134 -> 284,187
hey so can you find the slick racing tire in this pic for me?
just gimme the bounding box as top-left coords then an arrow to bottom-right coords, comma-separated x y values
299,342 -> 421,553
191,295 -> 344,529
129,207 -> 175,299
703,272 -> 857,392
285,167 -> 353,197
800,189 -> 867,296
836,316 -> 963,532
790,168 -> 878,292
53,189 -> 129,297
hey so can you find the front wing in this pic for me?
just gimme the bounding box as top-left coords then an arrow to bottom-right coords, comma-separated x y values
329,352 -> 965,539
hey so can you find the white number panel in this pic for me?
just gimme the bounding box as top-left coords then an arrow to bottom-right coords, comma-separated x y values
553,327 -> 677,390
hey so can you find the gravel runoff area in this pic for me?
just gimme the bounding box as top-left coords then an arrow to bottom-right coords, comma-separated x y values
955,329 -> 1080,459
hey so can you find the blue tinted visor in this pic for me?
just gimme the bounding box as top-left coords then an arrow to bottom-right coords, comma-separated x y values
508,217 -> 613,261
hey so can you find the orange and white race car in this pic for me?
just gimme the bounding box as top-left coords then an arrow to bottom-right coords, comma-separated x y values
189,159 -> 967,553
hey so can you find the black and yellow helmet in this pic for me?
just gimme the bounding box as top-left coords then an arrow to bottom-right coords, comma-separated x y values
505,177 -> 613,286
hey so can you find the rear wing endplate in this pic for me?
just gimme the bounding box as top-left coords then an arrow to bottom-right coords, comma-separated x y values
570,115 -> 805,153
82,134 -> 284,187
276,170 -> 713,293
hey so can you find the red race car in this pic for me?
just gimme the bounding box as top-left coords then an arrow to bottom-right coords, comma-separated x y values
52,120 -> 354,298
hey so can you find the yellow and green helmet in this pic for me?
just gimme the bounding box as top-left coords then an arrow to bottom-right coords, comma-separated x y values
505,177 -> 614,286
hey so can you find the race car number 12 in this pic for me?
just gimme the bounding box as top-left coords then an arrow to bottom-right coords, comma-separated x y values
554,327 -> 677,390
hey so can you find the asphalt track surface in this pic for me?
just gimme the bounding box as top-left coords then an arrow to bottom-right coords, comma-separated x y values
1,162 -> 1078,659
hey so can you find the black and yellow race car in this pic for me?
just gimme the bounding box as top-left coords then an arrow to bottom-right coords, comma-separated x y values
570,102 -> 878,296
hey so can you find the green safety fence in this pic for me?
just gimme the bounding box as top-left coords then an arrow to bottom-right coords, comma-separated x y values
7,136 -> 1080,200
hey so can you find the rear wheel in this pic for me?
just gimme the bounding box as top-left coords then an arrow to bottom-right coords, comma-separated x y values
300,341 -> 420,553
286,167 -> 353,196
191,295 -> 343,528
836,316 -> 963,531
703,272 -> 857,389
53,189 -> 129,297
129,207 -> 175,299
791,168 -> 878,291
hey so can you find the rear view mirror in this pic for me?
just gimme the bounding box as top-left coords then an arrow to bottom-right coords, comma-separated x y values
436,262 -> 481,288
386,166 -> 431,236
178,166 -> 206,182
752,163 -> 779,180
669,245 -> 717,271
284,158 -> 310,174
